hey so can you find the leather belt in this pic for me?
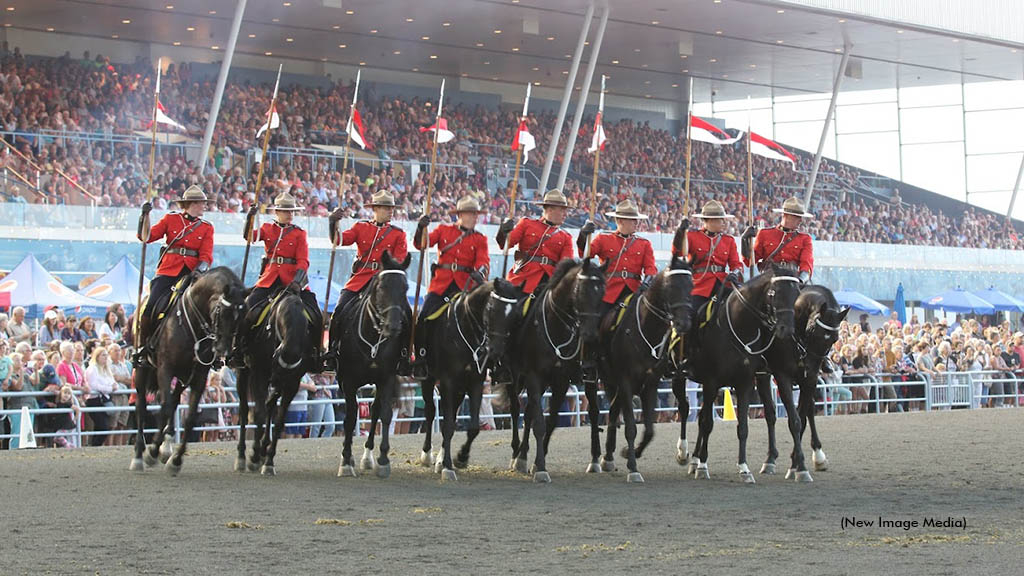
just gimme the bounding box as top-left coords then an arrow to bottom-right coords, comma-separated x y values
167,247 -> 199,257
269,256 -> 297,265
612,271 -> 641,280
438,263 -> 473,273
702,265 -> 726,274
514,251 -> 554,267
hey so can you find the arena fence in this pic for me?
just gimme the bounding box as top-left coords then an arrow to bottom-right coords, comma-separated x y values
1,370 -> 1019,449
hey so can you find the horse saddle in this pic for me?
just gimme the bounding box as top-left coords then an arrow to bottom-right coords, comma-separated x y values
601,293 -> 635,333
147,275 -> 191,323
424,292 -> 462,322
251,288 -> 317,331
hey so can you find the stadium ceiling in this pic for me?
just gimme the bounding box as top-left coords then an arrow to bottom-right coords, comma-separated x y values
7,0 -> 1024,102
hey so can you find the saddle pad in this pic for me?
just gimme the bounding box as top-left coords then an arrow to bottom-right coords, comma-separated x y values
155,276 -> 190,321
252,290 -> 313,330
425,292 -> 462,322
698,297 -> 716,330
611,293 -> 635,331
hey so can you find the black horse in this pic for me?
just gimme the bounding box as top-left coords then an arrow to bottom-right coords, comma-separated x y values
330,251 -> 411,479
416,279 -> 520,481
234,286 -> 321,476
595,256 -> 694,482
756,284 -> 848,480
128,267 -> 246,475
682,263 -> 802,483
505,258 -> 605,483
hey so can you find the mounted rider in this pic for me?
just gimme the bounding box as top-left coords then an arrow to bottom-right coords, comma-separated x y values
228,191 -> 322,369
134,184 -> 214,367
675,199 -> 744,319
495,188 -> 575,295
741,196 -> 814,282
410,195 -> 491,380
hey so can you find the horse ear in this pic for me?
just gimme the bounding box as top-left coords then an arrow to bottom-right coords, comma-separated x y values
401,253 -> 411,270
837,306 -> 851,322
380,250 -> 396,268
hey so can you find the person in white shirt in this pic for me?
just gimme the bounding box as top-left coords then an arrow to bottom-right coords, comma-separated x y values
85,347 -> 117,446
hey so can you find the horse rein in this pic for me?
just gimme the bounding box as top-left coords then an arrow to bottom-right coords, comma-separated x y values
634,268 -> 693,360
724,275 -> 799,356
180,287 -> 239,367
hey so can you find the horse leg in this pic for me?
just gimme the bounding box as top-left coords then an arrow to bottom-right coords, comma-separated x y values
338,382 -> 359,477
800,377 -> 827,471
233,368 -> 250,472
373,377 -> 395,478
634,379 -> 658,461
584,379 -> 603,473
525,376 -> 549,483
511,382 -> 530,474
166,374 -> 205,476
620,381 -> 642,483
248,373 -> 269,472
671,374 -> 690,466
129,365 -> 152,471
777,378 -> 810,482
418,379 -> 436,467
361,391 -> 379,470
262,382 -> 296,476
147,368 -> 181,466
736,383 -> 755,484
438,382 -> 459,481
455,378 -> 482,470
694,385 -> 716,479
601,386 -> 619,472
756,372 -> 779,475
541,382 -> 568,460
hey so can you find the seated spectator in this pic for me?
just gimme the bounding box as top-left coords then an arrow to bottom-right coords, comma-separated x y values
37,310 -> 61,348
61,316 -> 83,343
78,317 -> 99,342
6,307 -> 33,346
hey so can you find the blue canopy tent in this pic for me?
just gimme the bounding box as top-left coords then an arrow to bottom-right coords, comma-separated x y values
77,256 -> 149,315
894,282 -> 907,325
971,287 -> 1024,313
407,280 -> 430,307
921,287 -> 995,315
307,273 -> 343,314
0,254 -> 112,318
834,290 -> 890,316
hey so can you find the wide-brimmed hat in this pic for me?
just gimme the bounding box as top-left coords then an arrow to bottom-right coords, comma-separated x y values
533,189 -> 569,208
271,191 -> 303,212
693,199 -> 735,220
772,196 -> 813,218
174,184 -> 208,204
450,195 -> 485,215
604,199 -> 647,220
365,190 -> 396,208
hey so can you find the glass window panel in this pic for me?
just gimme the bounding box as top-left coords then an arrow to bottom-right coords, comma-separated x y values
901,142 -> 966,200
965,109 -> 1024,155
898,83 -> 963,108
773,95 -> 830,122
692,102 -> 713,117
837,88 -> 896,106
963,80 -> 1024,112
899,106 -> 964,144
966,153 -> 1024,193
775,121 -> 835,159
837,132 -> 900,178
968,191 -> 1014,219
714,97 -> 771,113
717,108 -> 773,135
835,102 -> 898,134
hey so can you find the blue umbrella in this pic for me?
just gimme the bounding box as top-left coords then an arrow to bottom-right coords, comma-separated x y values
834,290 -> 889,316
921,287 -> 995,315
971,287 -> 1024,313
894,282 -> 907,325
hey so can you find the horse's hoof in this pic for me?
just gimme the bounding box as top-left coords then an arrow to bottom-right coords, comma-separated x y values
533,471 -> 551,483
514,458 -> 529,475
626,472 -> 644,484
738,466 -> 756,484
694,463 -> 710,480
453,456 -> 468,469
375,463 -> 391,479
620,447 -> 629,459
360,449 -> 375,470
676,450 -> 690,466
687,461 -> 698,475
441,468 -> 458,482
128,457 -> 145,472
795,470 -> 813,483
164,460 -> 181,477
233,456 -> 246,472
812,448 -> 829,471
337,464 -> 357,478
585,462 -> 602,473
143,448 -> 158,467
600,456 -> 616,472
417,450 -> 434,467
760,462 -> 777,475
260,464 -> 276,476
434,449 -> 445,474
784,468 -> 796,480
158,441 -> 173,464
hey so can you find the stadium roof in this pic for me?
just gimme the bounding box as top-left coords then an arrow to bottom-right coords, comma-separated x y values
6,0 -> 1024,102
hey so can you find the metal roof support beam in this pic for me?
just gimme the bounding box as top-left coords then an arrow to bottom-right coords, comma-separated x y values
556,1 -> 609,192
199,0 -> 247,175
539,0 -> 595,194
803,42 -> 851,210
1007,153 -> 1024,220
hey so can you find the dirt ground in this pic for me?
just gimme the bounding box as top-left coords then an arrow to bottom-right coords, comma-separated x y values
2,408 -> 1022,575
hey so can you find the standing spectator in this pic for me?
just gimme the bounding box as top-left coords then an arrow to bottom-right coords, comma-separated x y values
84,346 -> 116,446
6,307 -> 33,346
2,352 -> 35,448
37,309 -> 61,347
107,344 -> 133,445
78,317 -> 99,341
308,373 -> 336,439
284,373 -> 317,439
56,341 -> 88,396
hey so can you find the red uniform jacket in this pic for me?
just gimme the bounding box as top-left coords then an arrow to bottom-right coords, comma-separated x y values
340,220 -> 409,292
254,222 -> 309,288
582,232 -> 657,304
417,223 -> 490,295
146,212 -> 214,277
746,226 -> 814,276
504,218 -> 574,294
682,230 -> 743,298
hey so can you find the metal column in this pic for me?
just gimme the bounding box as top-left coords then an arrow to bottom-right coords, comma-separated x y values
538,0 -> 595,193
198,0 -> 247,174
555,2 -> 610,191
1007,153 -> 1024,220
803,43 -> 851,209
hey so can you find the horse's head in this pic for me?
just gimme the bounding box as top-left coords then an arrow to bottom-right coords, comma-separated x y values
485,278 -> 521,359
374,250 -> 411,339
573,258 -> 606,343
195,267 -> 247,359
766,263 -> 801,341
659,255 -> 694,335
799,287 -> 849,359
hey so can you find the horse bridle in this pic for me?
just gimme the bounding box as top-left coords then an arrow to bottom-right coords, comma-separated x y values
634,268 -> 693,360
538,269 -> 604,361
180,286 -> 243,367
357,269 -> 407,359
724,275 -> 800,356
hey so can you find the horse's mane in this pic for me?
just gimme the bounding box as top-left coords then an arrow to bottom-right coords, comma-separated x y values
547,258 -> 580,288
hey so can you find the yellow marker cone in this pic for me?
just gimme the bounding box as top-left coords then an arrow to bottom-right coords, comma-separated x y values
722,389 -> 737,422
